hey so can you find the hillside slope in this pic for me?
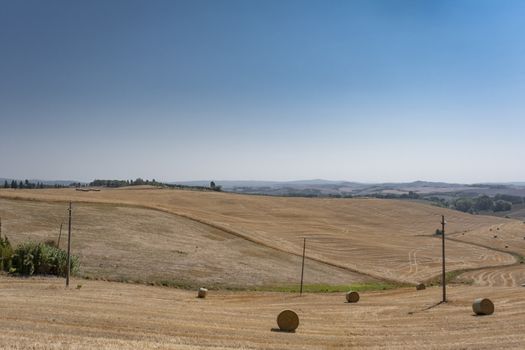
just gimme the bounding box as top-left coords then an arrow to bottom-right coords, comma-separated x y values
0,198 -> 367,287
0,188 -> 517,284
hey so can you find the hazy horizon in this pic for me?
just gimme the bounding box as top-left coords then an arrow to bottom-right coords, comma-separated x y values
1,1 -> 524,183
1,175 -> 525,186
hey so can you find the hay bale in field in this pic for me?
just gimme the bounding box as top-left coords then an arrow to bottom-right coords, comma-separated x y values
472,298 -> 494,315
277,310 -> 299,332
346,291 -> 360,303
416,283 -> 426,291
197,287 -> 208,298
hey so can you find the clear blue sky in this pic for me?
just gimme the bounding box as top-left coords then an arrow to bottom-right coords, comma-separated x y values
1,0 -> 524,183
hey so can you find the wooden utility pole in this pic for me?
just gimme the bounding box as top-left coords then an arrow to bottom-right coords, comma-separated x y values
57,223 -> 63,249
300,238 -> 306,296
0,217 -> 2,237
441,215 -> 446,303
66,202 -> 72,288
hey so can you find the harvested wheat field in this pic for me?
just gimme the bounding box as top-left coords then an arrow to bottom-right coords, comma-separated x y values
0,276 -> 524,349
1,188 -> 525,349
0,198 -> 366,287
0,188 -> 518,283
458,264 -> 525,287
450,220 -> 525,258
449,220 -> 525,287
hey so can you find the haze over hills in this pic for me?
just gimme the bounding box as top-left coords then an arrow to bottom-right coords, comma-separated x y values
173,179 -> 525,197
3,177 -> 525,197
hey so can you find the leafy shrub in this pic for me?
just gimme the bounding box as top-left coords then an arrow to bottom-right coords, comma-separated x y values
11,241 -> 79,276
454,198 -> 474,213
0,235 -> 13,272
493,200 -> 512,212
474,195 -> 494,211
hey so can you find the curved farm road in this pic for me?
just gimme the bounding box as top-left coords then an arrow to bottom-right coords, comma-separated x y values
449,220 -> 525,287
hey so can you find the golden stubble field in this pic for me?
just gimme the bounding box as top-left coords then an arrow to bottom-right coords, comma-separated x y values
451,220 -> 525,287
0,277 -> 524,349
1,187 -> 525,349
0,187 -> 520,284
0,198 -> 365,287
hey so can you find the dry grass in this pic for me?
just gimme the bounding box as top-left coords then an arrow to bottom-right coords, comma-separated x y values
448,220 -> 525,287
0,276 -> 524,349
0,198 -> 365,288
0,188 -> 517,283
457,264 -> 525,287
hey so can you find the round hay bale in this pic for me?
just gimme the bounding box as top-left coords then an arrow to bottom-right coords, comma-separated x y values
197,287 -> 208,298
416,283 -> 426,291
472,298 -> 494,315
346,291 -> 360,303
277,310 -> 299,332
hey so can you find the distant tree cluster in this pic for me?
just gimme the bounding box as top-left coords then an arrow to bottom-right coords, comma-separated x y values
2,179 -> 64,189
89,178 -> 161,187
209,181 -> 222,192
365,191 -> 420,200
363,191 -> 521,215
87,178 -> 223,192
452,195 -> 515,213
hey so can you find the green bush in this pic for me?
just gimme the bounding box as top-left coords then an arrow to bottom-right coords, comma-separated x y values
0,236 -> 13,272
454,198 -> 474,213
11,241 -> 79,277
493,200 -> 512,212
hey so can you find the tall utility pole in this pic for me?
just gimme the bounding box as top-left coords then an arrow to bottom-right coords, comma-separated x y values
0,217 -> 2,237
66,202 -> 72,288
300,238 -> 306,296
441,215 -> 446,303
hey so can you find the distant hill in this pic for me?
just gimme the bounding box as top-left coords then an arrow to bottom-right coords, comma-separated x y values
3,177 -> 525,199
170,179 -> 356,189
170,179 -> 525,199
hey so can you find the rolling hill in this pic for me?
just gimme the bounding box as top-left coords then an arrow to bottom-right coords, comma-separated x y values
0,187 -> 519,285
